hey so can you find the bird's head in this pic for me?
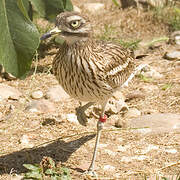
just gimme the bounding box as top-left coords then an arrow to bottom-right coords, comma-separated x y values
41,12 -> 92,44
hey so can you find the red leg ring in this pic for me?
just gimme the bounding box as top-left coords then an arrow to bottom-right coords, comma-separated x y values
99,114 -> 107,123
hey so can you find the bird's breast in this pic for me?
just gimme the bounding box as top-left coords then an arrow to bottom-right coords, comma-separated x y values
53,53 -> 112,102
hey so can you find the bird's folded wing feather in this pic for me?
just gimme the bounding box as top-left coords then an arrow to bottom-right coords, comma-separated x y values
93,42 -> 135,88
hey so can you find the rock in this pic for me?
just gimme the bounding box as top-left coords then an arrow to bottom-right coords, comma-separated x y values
103,165 -> 115,171
46,85 -> 70,102
0,84 -> 21,100
73,5 -> 81,13
175,35 -> 180,45
141,66 -> 163,79
25,99 -> 56,113
11,175 -> 24,180
124,108 -> 141,119
19,134 -> 33,148
169,31 -> 180,45
83,3 -> 105,14
31,90 -> 43,99
128,113 -> 180,133
106,99 -> 128,114
164,51 -> 180,60
65,113 -> 79,124
165,149 -> 177,154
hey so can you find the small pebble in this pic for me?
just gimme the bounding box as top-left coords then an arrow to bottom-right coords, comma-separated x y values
66,113 -> 79,124
164,51 -> 180,60
11,175 -> 24,180
0,84 -> 22,100
19,135 -> 33,148
124,108 -> 141,119
165,149 -> 177,154
103,165 -> 115,171
46,85 -> 69,102
25,99 -> 56,113
31,90 -> 43,99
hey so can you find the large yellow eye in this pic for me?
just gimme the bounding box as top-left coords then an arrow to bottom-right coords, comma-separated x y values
70,20 -> 80,28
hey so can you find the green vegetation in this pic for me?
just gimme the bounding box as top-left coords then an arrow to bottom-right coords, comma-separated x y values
161,83 -> 173,91
0,0 -> 73,78
23,157 -> 71,180
153,6 -> 180,31
138,74 -> 153,83
99,24 -> 141,50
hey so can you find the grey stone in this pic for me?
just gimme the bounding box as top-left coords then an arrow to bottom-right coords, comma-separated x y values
141,66 -> 163,79
0,84 -> 22,100
46,85 -> 70,102
11,175 -> 24,180
164,51 -> 180,60
19,134 -> 34,148
25,99 -> 56,113
107,99 -> 128,114
64,113 -> 79,124
125,108 -> 141,119
128,113 -> 180,133
169,31 -> 180,45
103,165 -> 116,171
31,90 -> 44,99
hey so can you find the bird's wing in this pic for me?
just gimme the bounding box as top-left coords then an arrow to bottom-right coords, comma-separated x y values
93,41 -> 136,89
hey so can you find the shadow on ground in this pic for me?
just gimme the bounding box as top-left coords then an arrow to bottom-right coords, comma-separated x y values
0,134 -> 95,174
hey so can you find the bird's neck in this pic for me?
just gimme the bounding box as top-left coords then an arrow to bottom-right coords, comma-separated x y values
64,37 -> 92,49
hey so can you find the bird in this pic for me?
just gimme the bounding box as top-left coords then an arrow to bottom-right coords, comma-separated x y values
41,11 -> 144,177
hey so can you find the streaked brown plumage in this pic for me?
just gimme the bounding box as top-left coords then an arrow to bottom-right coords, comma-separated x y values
41,11 -> 137,177
53,40 -> 135,102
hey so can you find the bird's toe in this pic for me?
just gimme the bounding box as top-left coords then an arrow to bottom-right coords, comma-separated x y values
75,107 -> 88,126
82,170 -> 98,179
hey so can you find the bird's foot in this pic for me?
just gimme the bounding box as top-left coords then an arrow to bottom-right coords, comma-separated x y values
75,106 -> 88,126
83,170 -> 98,179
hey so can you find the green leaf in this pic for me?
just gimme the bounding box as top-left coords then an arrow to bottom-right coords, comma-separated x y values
63,0 -> 73,11
48,157 -> 56,168
17,0 -> 30,20
43,0 -> 73,21
45,168 -> 54,175
112,0 -> 120,7
138,74 -> 152,83
23,164 -> 40,171
0,0 -> 39,78
60,167 -> 71,180
29,0 -> 46,17
25,171 -> 42,179
162,84 -> 172,91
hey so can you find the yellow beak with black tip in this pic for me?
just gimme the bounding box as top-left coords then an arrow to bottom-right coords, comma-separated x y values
40,27 -> 61,40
